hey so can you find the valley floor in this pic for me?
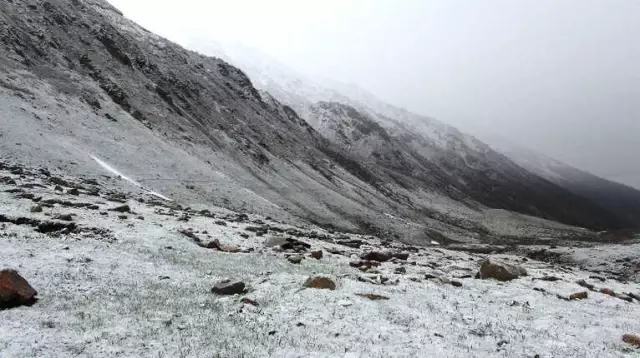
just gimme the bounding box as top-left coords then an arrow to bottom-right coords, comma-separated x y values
1,161 -> 640,358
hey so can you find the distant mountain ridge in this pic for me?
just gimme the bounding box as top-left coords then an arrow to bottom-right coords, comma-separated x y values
184,40 -> 636,230
485,135 -> 640,228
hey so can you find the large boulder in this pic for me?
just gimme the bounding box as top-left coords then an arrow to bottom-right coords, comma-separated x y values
303,275 -> 336,290
0,269 -> 38,309
478,258 -> 527,281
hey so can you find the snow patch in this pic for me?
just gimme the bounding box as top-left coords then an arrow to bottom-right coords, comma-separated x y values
90,154 -> 172,201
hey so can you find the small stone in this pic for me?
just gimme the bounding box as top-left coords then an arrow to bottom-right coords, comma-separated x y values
240,297 -> 259,306
67,188 -> 79,196
622,333 -> 640,347
355,293 -> 389,300
287,255 -> 304,264
392,252 -> 409,260
30,205 -> 43,213
303,276 -> 336,290
360,251 -> 392,262
394,267 -> 407,274
538,276 -> 561,282
117,215 -> 128,220
211,280 -> 245,295
54,185 -> 63,192
600,288 -> 616,297
54,214 -> 73,221
310,250 -> 323,260
264,236 -> 289,248
200,239 -> 222,250
569,291 -> 588,300
111,204 -> 131,213
576,280 -> 595,291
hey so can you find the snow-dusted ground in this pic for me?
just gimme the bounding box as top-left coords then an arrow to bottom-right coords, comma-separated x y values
1,162 -> 640,357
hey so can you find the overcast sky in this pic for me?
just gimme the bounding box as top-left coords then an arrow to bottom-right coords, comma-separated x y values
108,0 -> 640,189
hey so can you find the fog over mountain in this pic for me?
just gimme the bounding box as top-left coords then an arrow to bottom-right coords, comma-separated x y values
107,0 -> 640,189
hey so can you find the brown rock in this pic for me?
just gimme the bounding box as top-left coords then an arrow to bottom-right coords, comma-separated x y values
200,239 -> 222,250
211,280 -> 245,295
355,293 -> 389,301
623,333 -> 640,347
310,250 -> 323,260
569,291 -> 588,300
600,288 -> 616,297
478,258 -> 527,281
240,297 -> 259,306
0,269 -> 38,309
360,251 -> 392,262
303,276 -> 336,290
350,260 -> 380,269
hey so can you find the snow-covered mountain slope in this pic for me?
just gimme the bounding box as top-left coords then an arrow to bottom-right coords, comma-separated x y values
0,0 -> 540,245
186,40 -> 634,231
0,0 -> 634,247
486,136 -> 640,228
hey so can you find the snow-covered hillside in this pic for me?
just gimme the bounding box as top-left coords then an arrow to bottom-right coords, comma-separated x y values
2,158 -> 640,357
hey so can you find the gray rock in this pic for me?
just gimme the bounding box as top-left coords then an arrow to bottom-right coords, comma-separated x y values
110,204 -> 131,213
287,254 -> 304,264
264,236 -> 289,247
360,251 -> 393,262
478,258 -> 527,281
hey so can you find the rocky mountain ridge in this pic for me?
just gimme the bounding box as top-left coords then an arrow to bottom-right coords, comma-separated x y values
188,40 -> 637,231
0,0 -> 634,249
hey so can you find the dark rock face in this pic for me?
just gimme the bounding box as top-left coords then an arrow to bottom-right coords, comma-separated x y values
304,102 -> 631,231
211,280 -> 245,295
0,269 -> 38,309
